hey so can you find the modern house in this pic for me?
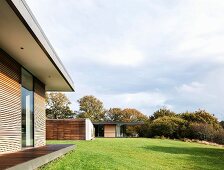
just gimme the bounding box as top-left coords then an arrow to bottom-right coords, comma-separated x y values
46,119 -> 94,140
93,122 -> 144,137
0,0 -> 75,167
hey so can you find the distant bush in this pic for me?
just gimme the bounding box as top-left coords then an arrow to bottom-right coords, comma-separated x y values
220,121 -> 224,129
150,108 -> 176,120
187,123 -> 215,141
138,108 -> 224,145
213,129 -> 224,145
137,121 -> 152,137
184,122 -> 224,145
150,116 -> 186,138
180,109 -> 220,128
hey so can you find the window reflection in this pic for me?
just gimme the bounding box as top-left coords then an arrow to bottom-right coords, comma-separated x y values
21,68 -> 34,147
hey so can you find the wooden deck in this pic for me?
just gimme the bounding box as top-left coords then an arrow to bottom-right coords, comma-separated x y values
0,144 -> 75,170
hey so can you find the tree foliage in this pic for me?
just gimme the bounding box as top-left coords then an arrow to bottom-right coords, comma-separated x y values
105,108 -> 123,121
76,95 -> 105,121
46,92 -> 73,119
180,109 -> 219,128
120,108 -> 148,122
139,108 -> 224,144
150,108 -> 176,120
220,121 -> 224,129
105,108 -> 148,122
150,116 -> 186,138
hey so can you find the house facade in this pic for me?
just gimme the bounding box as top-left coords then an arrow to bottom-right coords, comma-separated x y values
0,0 -> 74,154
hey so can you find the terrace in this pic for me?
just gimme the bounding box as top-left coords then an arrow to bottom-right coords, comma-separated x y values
0,144 -> 74,170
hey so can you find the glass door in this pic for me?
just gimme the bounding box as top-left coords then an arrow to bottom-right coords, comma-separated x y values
21,68 -> 34,148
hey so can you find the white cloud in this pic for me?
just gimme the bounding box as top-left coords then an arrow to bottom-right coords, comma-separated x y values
98,91 -> 170,115
25,0 -> 224,119
98,44 -> 144,67
176,82 -> 205,94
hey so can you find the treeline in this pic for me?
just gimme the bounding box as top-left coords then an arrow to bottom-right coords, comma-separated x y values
139,108 -> 224,145
46,93 -> 147,122
46,93 -> 224,144
75,95 -> 148,122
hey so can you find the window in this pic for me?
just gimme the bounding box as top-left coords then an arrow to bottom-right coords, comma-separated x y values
21,68 -> 34,147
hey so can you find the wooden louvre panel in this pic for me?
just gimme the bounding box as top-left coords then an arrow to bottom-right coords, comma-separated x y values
104,124 -> 116,137
0,49 -> 21,154
34,78 -> 46,147
46,119 -> 86,140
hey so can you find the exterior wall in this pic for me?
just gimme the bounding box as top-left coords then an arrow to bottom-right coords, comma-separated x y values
0,49 -> 21,154
0,49 -> 46,153
34,79 -> 46,147
104,124 -> 116,137
46,119 -> 86,140
85,119 -> 94,140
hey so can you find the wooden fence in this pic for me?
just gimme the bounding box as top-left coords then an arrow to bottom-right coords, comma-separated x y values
46,119 -> 86,140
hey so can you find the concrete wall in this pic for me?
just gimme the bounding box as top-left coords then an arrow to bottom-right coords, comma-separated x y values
104,124 -> 116,137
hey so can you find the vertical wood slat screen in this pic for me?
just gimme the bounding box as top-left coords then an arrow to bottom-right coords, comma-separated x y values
0,49 -> 21,154
34,79 -> 46,147
46,119 -> 86,140
104,125 -> 116,137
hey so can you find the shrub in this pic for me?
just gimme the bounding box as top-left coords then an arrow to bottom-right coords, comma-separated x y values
188,123 -> 215,141
181,109 -> 220,128
150,116 -> 186,138
213,129 -> 224,145
220,121 -> 224,129
137,122 -> 152,137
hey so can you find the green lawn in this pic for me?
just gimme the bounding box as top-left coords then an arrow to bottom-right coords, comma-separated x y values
41,138 -> 224,170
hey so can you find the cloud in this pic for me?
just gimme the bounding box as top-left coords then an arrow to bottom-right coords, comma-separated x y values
98,44 -> 144,67
176,82 -> 205,94
26,0 -> 224,120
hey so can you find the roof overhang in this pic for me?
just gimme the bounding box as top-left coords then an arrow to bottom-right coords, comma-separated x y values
93,122 -> 144,125
0,0 -> 75,91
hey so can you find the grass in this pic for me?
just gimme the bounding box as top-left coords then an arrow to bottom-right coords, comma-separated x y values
41,138 -> 224,170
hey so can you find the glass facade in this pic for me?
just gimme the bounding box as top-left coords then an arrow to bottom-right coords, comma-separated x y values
94,125 -> 104,137
21,68 -> 34,147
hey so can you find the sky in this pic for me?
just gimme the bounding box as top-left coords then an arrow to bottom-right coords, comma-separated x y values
26,0 -> 224,120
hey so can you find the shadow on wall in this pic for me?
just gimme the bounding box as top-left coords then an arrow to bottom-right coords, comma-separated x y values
142,145 -> 224,169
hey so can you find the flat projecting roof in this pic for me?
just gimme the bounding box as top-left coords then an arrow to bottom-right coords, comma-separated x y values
0,0 -> 74,91
93,122 -> 144,125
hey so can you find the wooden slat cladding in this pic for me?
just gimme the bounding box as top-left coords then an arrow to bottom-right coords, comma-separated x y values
104,125 -> 116,137
34,78 -> 46,147
0,49 -> 21,154
46,119 -> 86,140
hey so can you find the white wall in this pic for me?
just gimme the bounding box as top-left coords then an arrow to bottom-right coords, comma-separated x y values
85,119 -> 94,140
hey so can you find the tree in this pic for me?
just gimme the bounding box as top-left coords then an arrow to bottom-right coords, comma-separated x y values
119,108 -> 148,136
181,109 -> 219,128
46,92 -> 73,119
77,95 -> 105,122
105,108 -> 123,121
105,108 -> 148,122
150,107 -> 176,120
121,108 -> 148,122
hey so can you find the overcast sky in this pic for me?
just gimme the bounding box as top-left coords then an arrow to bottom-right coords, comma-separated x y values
26,0 -> 224,120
